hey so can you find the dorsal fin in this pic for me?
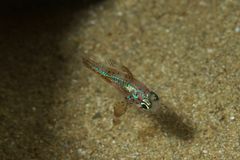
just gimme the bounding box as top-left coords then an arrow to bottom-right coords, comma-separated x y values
106,59 -> 134,80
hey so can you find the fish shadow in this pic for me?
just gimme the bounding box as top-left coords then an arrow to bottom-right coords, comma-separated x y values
149,102 -> 195,141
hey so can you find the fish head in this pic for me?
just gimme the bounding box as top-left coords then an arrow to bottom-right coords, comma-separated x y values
139,91 -> 159,110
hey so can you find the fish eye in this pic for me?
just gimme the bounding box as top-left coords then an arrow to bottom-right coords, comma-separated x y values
149,91 -> 159,101
140,102 -> 150,110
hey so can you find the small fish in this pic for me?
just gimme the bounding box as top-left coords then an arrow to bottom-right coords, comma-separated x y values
82,56 -> 159,110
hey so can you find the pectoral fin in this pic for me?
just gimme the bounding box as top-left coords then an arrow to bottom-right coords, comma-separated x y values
114,101 -> 127,117
113,101 -> 128,125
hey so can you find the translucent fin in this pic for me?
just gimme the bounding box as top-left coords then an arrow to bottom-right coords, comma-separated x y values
114,101 -> 127,117
81,54 -> 107,73
106,59 -> 134,80
82,56 -> 96,69
113,101 -> 128,125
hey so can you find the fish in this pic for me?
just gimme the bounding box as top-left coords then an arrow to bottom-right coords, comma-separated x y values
82,56 -> 159,110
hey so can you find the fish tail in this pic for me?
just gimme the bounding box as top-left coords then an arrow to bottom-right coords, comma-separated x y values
82,55 -> 108,78
82,56 -> 99,71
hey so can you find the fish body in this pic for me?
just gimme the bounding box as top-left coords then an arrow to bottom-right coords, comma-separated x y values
82,57 -> 159,110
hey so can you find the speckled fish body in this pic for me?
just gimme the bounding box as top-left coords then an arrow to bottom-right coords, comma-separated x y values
82,57 -> 159,110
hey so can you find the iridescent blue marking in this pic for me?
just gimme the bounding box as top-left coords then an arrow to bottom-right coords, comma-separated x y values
94,66 -> 147,101
94,66 -> 127,86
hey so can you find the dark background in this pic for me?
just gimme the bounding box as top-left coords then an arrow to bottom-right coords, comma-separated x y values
0,0 -> 104,159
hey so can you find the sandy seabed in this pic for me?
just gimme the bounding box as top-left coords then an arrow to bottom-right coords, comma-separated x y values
0,0 -> 240,159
